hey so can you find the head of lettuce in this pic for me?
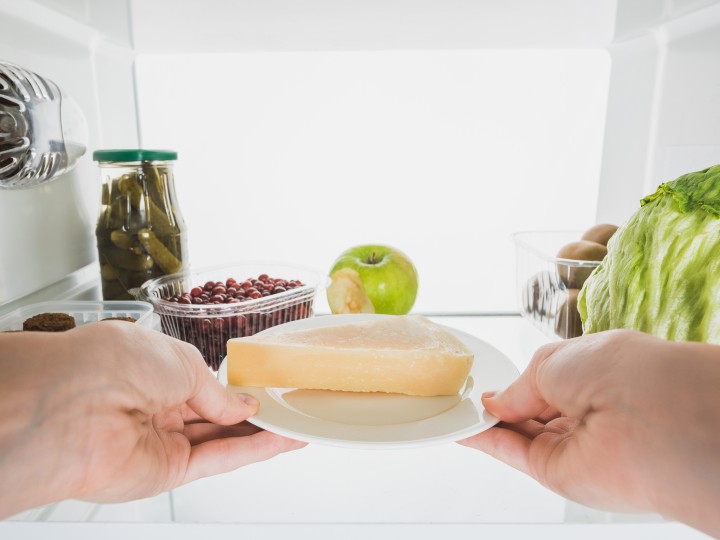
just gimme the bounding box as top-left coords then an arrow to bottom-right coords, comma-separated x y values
578,164 -> 720,343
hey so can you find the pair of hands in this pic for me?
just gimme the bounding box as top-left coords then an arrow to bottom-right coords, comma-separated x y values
2,322 -> 718,537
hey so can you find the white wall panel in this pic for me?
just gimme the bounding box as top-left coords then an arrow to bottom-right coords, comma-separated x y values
130,0 -> 616,53
594,35 -> 660,226
135,50 -> 609,313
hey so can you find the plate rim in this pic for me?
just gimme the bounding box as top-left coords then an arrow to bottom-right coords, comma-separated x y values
218,314 -> 519,449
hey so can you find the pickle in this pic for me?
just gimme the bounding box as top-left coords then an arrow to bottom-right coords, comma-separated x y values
137,228 -> 182,274
118,172 -> 176,233
113,195 -> 150,230
100,246 -> 155,272
110,230 -> 141,250
118,174 -> 143,208
148,203 -> 175,234
100,264 -> 120,281
146,165 -> 186,232
101,182 -> 110,205
125,269 -> 156,288
105,197 -> 133,229
95,222 -> 113,244
164,235 -> 185,259
145,165 -> 168,208
101,278 -> 131,300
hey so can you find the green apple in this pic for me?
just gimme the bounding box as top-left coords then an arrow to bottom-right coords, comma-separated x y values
327,244 -> 418,315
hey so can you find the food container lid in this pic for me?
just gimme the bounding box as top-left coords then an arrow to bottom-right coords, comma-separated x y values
0,300 -> 155,331
135,262 -> 329,317
93,149 -> 177,162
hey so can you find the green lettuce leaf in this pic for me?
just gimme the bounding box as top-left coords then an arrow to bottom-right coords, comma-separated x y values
578,164 -> 720,343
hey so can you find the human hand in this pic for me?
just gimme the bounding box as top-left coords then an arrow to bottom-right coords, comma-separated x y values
0,322 -> 305,517
459,330 -> 720,537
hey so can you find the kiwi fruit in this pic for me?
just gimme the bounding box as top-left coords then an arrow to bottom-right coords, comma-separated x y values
554,288 -> 583,339
556,239 -> 608,261
556,240 -> 608,288
581,223 -> 619,246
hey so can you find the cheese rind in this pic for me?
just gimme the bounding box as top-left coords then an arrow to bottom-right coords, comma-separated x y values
227,316 -> 474,396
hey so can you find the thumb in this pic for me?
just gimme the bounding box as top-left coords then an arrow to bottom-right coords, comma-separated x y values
483,341 -> 565,423
187,357 -> 259,425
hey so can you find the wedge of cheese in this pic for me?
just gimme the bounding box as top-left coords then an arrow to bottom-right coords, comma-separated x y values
226,316 -> 474,396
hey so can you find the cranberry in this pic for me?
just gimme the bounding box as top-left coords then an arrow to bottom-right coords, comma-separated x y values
158,274 -> 311,369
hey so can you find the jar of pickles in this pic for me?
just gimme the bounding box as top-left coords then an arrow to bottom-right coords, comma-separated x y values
94,149 -> 188,300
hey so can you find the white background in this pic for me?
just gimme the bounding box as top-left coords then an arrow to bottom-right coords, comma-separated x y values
136,50 -> 610,313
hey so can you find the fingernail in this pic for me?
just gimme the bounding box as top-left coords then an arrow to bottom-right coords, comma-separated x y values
239,393 -> 258,407
482,390 -> 498,400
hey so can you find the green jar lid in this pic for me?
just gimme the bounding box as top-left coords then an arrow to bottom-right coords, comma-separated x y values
93,149 -> 178,162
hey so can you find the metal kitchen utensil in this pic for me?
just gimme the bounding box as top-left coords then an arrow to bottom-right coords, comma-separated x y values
0,60 -> 87,190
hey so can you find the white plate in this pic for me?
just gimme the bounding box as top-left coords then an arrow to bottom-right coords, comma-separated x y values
217,314 -> 519,449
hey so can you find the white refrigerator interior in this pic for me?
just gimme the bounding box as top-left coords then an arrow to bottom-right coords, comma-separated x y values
1,0 -> 719,537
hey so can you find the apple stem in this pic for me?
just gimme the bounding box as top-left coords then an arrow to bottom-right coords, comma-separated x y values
367,251 -> 378,265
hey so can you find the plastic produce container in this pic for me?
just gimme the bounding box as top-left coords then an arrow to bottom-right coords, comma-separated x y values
137,263 -> 328,371
0,300 -> 154,331
513,231 -> 602,340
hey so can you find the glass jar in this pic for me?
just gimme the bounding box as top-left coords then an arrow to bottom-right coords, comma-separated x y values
93,149 -> 188,300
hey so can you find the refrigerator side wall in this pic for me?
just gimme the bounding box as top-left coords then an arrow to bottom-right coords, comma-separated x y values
596,0 -> 720,225
0,0 -> 138,308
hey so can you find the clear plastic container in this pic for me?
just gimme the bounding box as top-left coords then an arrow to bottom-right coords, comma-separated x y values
0,61 -> 87,189
94,149 -> 188,301
137,263 -> 328,370
0,300 -> 154,331
513,231 -> 602,340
